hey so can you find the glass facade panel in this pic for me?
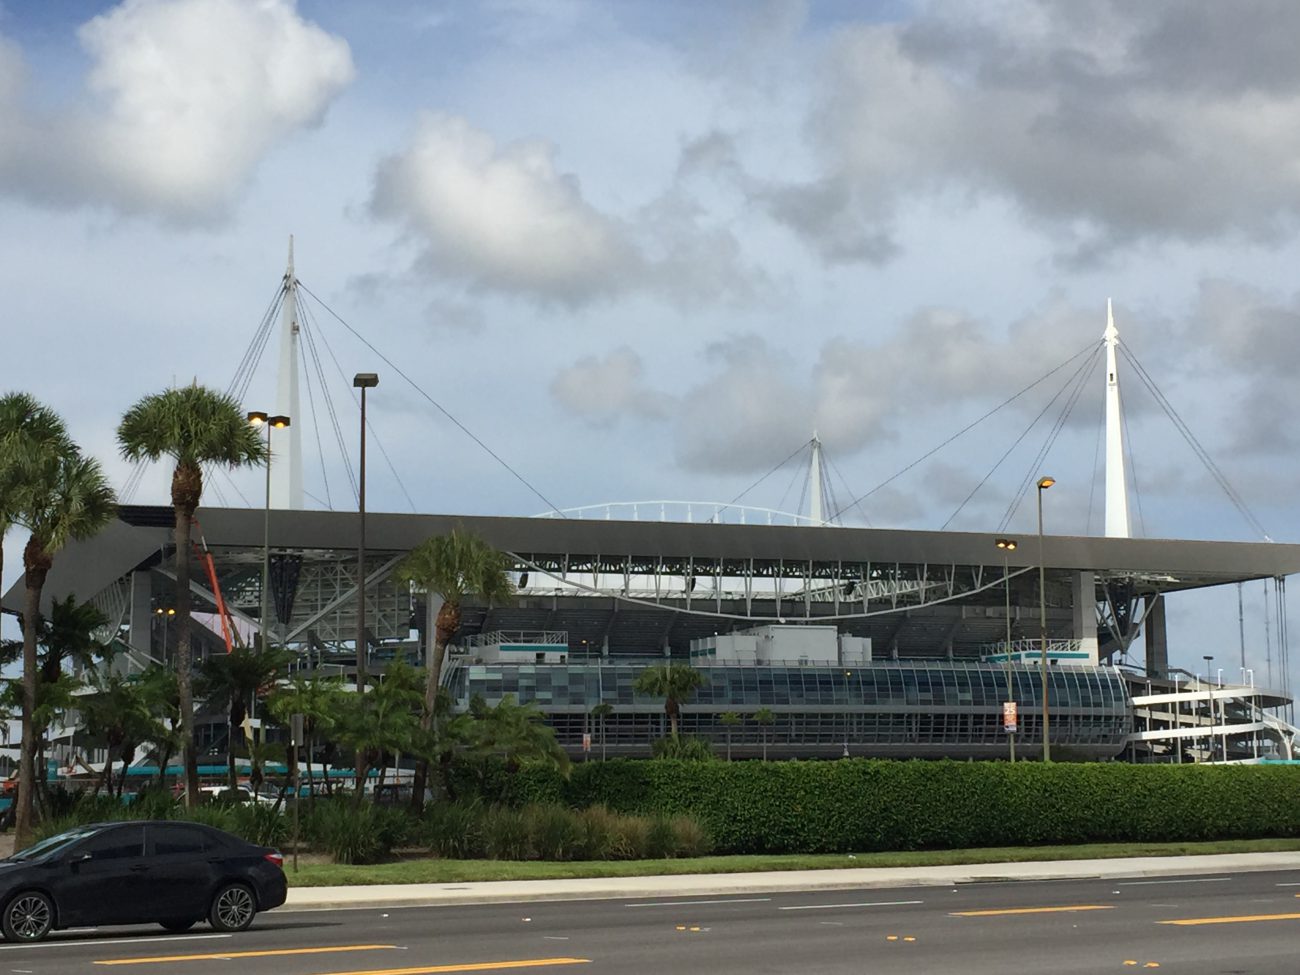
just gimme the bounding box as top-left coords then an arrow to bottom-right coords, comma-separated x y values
448,659 -> 1132,759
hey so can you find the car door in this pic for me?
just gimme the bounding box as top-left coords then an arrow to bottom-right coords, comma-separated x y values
145,824 -> 217,920
53,824 -> 148,927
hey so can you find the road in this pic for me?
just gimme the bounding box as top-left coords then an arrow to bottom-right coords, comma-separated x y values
7,869 -> 1300,974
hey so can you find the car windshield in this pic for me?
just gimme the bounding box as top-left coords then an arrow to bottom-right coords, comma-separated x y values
6,826 -> 100,862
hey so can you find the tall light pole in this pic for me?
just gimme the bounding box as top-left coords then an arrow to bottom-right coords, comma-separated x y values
1036,476 -> 1055,762
247,412 -> 290,654
1203,653 -> 1214,762
842,669 -> 852,758
353,373 -> 379,692
996,538 -> 1018,762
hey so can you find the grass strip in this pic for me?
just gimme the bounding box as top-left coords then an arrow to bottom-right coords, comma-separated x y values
286,838 -> 1300,887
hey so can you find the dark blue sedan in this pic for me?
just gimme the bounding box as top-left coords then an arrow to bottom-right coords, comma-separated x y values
0,821 -> 286,941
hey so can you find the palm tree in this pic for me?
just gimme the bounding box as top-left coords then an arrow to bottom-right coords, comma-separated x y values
0,393 -> 70,625
633,663 -> 706,739
335,659 -> 422,808
753,707 -> 776,761
197,645 -> 294,791
590,702 -> 613,761
117,385 -> 266,806
719,711 -> 741,761
78,672 -> 162,798
13,447 -> 115,848
266,673 -> 345,804
395,529 -> 514,812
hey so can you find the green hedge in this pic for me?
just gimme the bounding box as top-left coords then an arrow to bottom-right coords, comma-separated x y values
511,759 -> 1300,854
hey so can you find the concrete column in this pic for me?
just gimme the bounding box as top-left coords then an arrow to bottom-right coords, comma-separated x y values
1144,594 -> 1168,678
127,570 -> 154,672
1072,571 -> 1099,664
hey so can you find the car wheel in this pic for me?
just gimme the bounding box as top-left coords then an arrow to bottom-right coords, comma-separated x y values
160,919 -> 196,933
2,891 -> 54,942
208,883 -> 256,932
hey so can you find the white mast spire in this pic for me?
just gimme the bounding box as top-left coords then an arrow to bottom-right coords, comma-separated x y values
1104,298 -> 1130,538
271,236 -> 303,509
809,432 -> 826,526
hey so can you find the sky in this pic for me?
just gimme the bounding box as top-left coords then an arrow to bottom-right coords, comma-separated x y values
2,0 -> 1300,689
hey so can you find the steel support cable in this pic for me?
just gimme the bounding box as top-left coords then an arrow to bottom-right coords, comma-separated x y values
296,311 -> 336,510
1085,393 -> 1105,534
830,340 -> 1103,521
778,446 -> 810,520
707,439 -> 811,523
296,295 -> 358,502
295,294 -> 350,507
1118,343 -> 1270,540
298,293 -> 416,514
1119,390 -> 1147,536
997,342 -> 1102,531
941,342 -> 1098,531
226,284 -> 286,401
296,283 -> 533,514
826,454 -> 873,526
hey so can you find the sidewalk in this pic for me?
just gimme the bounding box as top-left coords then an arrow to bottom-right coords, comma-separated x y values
283,851 -> 1300,911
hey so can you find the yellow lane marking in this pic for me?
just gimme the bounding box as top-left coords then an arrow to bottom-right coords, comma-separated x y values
95,944 -> 398,966
1160,912 -> 1300,926
301,960 -> 591,975
950,905 -> 1115,917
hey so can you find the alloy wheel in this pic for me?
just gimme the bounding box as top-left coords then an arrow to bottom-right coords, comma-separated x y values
7,894 -> 52,940
214,886 -> 254,931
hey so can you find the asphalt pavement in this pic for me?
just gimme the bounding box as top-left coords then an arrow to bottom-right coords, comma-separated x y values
6,855 -> 1300,974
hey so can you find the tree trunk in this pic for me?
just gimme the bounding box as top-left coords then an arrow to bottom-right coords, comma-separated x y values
15,537 -> 51,850
666,698 -> 679,738
304,734 -> 316,807
412,598 -> 454,815
171,467 -> 201,808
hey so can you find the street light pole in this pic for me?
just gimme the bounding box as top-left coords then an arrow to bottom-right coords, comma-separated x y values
842,669 -> 852,758
996,539 -> 1018,762
353,373 -> 379,693
1036,476 -> 1055,762
1203,653 -> 1214,762
247,412 -> 289,655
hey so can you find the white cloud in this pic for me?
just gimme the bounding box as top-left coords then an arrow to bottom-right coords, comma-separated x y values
369,112 -> 764,308
370,113 -> 641,305
0,0 -> 354,221
751,1 -> 1300,264
549,346 -> 665,424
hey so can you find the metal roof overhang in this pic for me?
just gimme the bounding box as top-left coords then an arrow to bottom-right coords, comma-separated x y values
7,503 -> 1300,615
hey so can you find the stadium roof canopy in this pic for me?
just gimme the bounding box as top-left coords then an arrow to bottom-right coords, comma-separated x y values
7,504 -> 1300,618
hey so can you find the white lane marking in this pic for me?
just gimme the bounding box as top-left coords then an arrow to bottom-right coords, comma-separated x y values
779,900 -> 924,911
0,934 -> 231,952
1276,883 -> 1300,887
543,936 -> 570,941
1116,878 -> 1232,887
625,897 -> 772,908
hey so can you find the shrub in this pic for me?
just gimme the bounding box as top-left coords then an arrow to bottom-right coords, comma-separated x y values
310,802 -> 409,864
421,800 -> 485,859
483,805 -> 531,860
670,814 -> 712,857
525,804 -> 581,861
574,805 -> 619,860
645,814 -> 677,858
651,736 -> 716,761
608,813 -> 650,860
229,803 -> 288,848
547,759 -> 1300,855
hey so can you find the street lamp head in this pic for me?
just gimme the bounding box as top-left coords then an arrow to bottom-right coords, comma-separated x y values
1036,476 -> 1056,490
996,538 -> 1018,551
269,414 -> 291,429
247,411 -> 268,426
353,373 -> 379,389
